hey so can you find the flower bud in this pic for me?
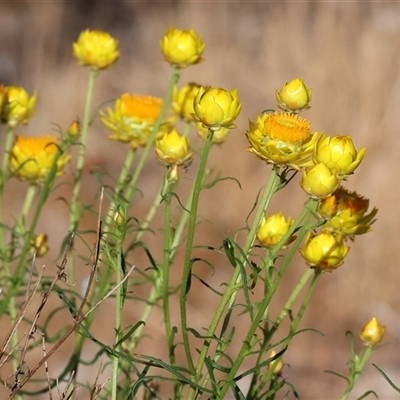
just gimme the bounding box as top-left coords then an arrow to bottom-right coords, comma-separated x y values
359,317 -> 386,346
256,212 -> 294,248
268,350 -> 284,375
172,82 -> 201,122
30,233 -> 49,257
299,231 -> 350,271
193,86 -> 242,130
167,164 -> 179,184
67,119 -> 81,139
276,78 -> 312,113
114,209 -> 125,230
160,27 -> 205,68
300,162 -> 339,199
73,30 -> 120,70
313,133 -> 366,180
155,129 -> 192,166
1,86 -> 37,128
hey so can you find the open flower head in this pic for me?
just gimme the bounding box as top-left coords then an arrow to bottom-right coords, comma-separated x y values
300,162 -> 339,199
257,212 -> 295,248
101,94 -> 171,149
359,317 -> 386,346
314,133 -> 366,180
1,86 -> 37,128
319,187 -> 377,238
172,82 -> 201,122
246,112 -> 318,170
155,129 -> 192,166
299,231 -> 350,271
9,136 -> 71,182
276,78 -> 312,113
193,87 -> 241,131
73,30 -> 119,70
160,27 -> 205,68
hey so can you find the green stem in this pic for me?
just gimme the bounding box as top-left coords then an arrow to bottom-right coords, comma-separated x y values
180,129 -> 215,376
341,345 -> 373,400
18,184 -> 37,233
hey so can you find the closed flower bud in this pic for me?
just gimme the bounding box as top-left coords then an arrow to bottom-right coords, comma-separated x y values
193,86 -> 242,130
257,212 -> 294,248
359,317 -> 386,346
160,27 -> 205,68
114,207 -> 126,230
9,136 -> 71,182
172,82 -> 201,122
73,30 -> 119,70
1,86 -> 37,128
67,119 -> 81,139
155,129 -> 192,166
276,78 -> 312,113
319,187 -> 377,238
313,133 -> 366,180
300,162 -> 339,199
30,233 -> 49,257
299,231 -> 350,271
268,350 -> 284,375
167,164 -> 179,184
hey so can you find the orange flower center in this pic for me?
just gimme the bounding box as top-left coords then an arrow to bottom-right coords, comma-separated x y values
121,94 -> 162,120
16,136 -> 58,155
264,113 -> 311,144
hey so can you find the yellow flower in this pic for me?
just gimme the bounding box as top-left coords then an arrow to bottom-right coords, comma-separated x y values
246,113 -> 318,170
101,94 -> 170,149
319,187 -> 378,238
268,350 -> 284,375
155,129 -> 192,166
73,30 -> 119,70
276,78 -> 312,113
299,231 -> 350,271
196,123 -> 231,144
67,119 -> 81,139
193,87 -> 242,131
300,162 -> 339,199
313,133 -> 366,180
9,136 -> 71,182
256,212 -> 294,248
1,86 -> 37,128
160,27 -> 205,68
359,317 -> 386,346
30,233 -> 49,257
172,82 -> 202,122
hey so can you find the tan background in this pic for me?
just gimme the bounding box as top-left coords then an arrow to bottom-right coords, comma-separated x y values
0,1 -> 399,399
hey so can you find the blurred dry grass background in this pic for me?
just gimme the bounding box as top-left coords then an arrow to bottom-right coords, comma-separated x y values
1,1 -> 400,399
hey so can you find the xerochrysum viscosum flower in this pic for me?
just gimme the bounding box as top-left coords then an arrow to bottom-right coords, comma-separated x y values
193,86 -> 242,131
0,86 -> 37,128
246,112 -> 318,170
256,212 -> 295,248
101,93 -> 172,149
155,129 -> 192,166
276,78 -> 312,113
9,135 -> 71,182
172,82 -> 202,122
160,27 -> 205,68
73,30 -> 119,70
359,317 -> 386,347
300,162 -> 339,199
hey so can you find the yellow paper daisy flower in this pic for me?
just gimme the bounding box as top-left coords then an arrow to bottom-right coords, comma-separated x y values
246,112 -> 319,170
9,136 -> 71,182
101,94 -> 172,149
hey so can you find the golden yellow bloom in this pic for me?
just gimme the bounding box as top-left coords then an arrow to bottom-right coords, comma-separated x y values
313,133 -> 366,180
155,129 -> 192,166
268,350 -> 284,375
246,113 -> 318,170
196,123 -> 231,144
1,86 -> 37,128
73,30 -> 119,70
67,119 -> 81,139
101,94 -> 170,149
300,162 -> 339,199
9,136 -> 71,182
172,82 -> 202,122
30,233 -> 49,257
276,78 -> 312,113
160,27 -> 205,68
257,212 -> 294,248
299,231 -> 350,271
193,87 -> 241,131
319,187 -> 378,238
359,317 -> 386,346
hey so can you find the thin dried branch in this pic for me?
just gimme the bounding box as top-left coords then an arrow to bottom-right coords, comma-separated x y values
42,336 -> 52,400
